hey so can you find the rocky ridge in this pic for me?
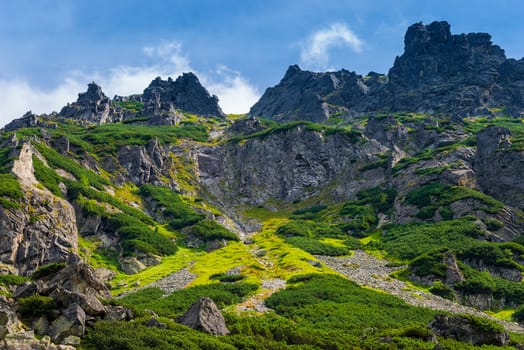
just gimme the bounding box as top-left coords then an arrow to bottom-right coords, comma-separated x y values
250,21 -> 524,121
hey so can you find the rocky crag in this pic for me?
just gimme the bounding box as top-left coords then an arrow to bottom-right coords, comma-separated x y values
250,21 -> 524,122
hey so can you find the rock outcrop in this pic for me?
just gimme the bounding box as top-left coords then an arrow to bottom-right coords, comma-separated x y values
0,143 -> 78,276
429,314 -> 509,346
2,111 -> 39,132
136,73 -> 225,120
176,297 -> 229,336
250,21 -> 524,121
60,83 -> 118,124
475,125 -> 524,209
199,124 -> 387,205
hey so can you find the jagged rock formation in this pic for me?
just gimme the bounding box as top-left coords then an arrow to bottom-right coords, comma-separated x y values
429,314 -> 509,346
3,112 -> 40,132
140,73 -> 224,118
60,83 -> 117,124
250,21 -> 524,121
0,143 -> 78,276
176,297 -> 229,335
199,125 -> 387,205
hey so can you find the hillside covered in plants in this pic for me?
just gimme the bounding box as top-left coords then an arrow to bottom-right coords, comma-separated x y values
1,21 -> 524,349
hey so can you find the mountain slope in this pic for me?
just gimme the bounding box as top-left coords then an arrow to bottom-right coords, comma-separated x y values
1,21 -> 524,349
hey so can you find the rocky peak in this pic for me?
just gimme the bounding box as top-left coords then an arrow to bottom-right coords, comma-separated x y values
250,21 -> 524,122
142,73 -> 225,118
59,82 -> 117,124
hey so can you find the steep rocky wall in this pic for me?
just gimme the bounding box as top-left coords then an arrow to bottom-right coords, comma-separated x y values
198,126 -> 387,206
475,126 -> 524,209
0,143 -> 78,275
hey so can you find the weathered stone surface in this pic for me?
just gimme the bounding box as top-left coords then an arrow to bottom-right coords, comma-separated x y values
139,74 -> 225,119
429,314 -> 509,346
0,302 -> 24,340
199,125 -> 387,205
475,126 -> 524,209
176,297 -> 229,335
0,143 -> 78,276
49,303 -> 86,342
60,82 -> 119,124
3,111 -> 39,132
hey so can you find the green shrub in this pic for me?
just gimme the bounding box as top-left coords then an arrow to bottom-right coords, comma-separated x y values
31,262 -> 66,280
32,156 -> 62,196
189,220 -> 238,241
209,273 -> 247,283
513,305 -> 524,324
415,206 -> 436,219
292,205 -> 327,216
405,182 -> 503,215
17,295 -> 57,317
484,218 -> 504,231
139,185 -> 204,229
356,186 -> 397,213
34,143 -> 110,190
118,283 -> 258,318
285,237 -> 350,256
0,173 -> 23,200
429,281 -> 455,301
382,219 -> 483,260
439,206 -> 454,220
409,248 -> 449,278
0,274 -> 29,286
458,243 -> 519,270
108,213 -> 177,256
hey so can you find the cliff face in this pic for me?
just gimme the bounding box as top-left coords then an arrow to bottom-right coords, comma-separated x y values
250,21 -> 524,121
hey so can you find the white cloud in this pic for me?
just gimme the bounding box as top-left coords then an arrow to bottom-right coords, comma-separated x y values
300,23 -> 363,70
0,41 -> 259,127
205,66 -> 259,114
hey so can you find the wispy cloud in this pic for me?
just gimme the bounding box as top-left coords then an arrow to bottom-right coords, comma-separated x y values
0,41 -> 259,127
300,23 -> 363,71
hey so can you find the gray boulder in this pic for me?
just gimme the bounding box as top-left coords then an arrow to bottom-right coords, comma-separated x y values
176,297 -> 229,336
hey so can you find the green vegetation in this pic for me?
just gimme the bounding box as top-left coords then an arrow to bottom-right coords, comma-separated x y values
189,219 -> 239,241
17,295 -> 57,318
405,182 -> 503,216
118,282 -> 258,318
209,273 -> 247,283
0,173 -> 23,209
80,122 -> 208,154
228,120 -> 362,144
0,274 -> 29,287
513,305 -> 524,324
32,156 -> 63,196
117,100 -> 144,112
139,184 -> 204,229
31,262 -> 66,280
380,219 -> 482,261
34,143 -> 110,190
409,248 -> 450,278
429,281 -> 456,300
285,236 -> 350,256
108,214 -> 177,256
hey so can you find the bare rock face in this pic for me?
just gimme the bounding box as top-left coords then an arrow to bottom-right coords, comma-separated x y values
60,82 -> 119,124
0,301 -> 25,340
176,297 -> 229,336
140,74 -> 225,119
429,314 -> 509,346
2,111 -> 39,132
475,126 -> 524,209
0,143 -> 78,276
199,125 -> 387,205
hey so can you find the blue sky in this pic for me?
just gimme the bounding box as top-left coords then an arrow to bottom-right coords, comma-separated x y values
0,0 -> 523,126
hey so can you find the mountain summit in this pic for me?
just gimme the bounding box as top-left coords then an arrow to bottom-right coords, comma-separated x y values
250,21 -> 524,122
